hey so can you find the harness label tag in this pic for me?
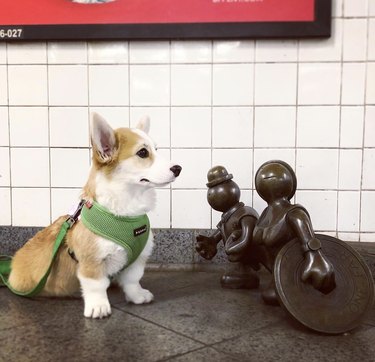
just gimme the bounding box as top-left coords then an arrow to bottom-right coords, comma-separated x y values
134,225 -> 147,237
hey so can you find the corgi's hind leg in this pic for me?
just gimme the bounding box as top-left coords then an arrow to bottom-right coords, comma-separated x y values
117,256 -> 154,304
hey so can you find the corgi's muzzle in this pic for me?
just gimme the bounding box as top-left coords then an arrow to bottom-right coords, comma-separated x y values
140,165 -> 182,184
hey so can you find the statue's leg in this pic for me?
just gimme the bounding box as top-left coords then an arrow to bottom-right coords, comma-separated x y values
255,247 -> 280,305
261,278 -> 279,306
220,261 -> 259,289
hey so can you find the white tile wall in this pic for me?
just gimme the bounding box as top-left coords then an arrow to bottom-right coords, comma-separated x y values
0,66 -> 7,105
295,190 -> 338,231
369,19 -> 375,60
89,65 -> 129,106
212,149 -> 253,190
49,108 -> 89,148
172,64 -> 211,106
255,40 -> 298,62
255,63 -> 297,105
10,148 -> 49,187
343,19 -> 368,62
370,0 -> 375,16
0,187 -> 11,225
9,107 -> 49,147
298,63 -> 341,105
171,107 -> 211,148
12,188 -> 50,227
7,42 -> 47,64
364,106 -> 375,147
344,0 -> 368,17
213,107 -> 253,148
297,106 -> 340,147
213,40 -> 254,63
213,64 -> 253,105
0,0 -> 374,241
48,42 -> 87,64
51,188 -> 82,221
367,63 -> 375,104
148,189 -> 171,229
50,149 -> 90,188
48,65 -> 88,106
254,107 -> 295,148
340,106 -> 364,148
0,147 -> 10,186
299,19 -> 342,62
341,63 -> 366,105
0,108 -> 9,146
171,41 -> 212,63
0,44 -> 6,64
8,65 -> 48,105
131,65 -> 169,106
88,41 -> 128,64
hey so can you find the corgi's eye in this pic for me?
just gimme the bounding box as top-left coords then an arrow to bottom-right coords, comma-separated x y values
136,148 -> 149,159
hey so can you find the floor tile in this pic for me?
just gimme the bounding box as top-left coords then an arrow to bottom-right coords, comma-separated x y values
0,271 -> 373,362
166,347 -> 241,362
115,274 -> 285,345
215,324 -> 375,362
0,295 -> 202,362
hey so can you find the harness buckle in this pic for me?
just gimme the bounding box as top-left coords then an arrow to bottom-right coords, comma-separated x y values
66,216 -> 76,228
65,200 -> 86,229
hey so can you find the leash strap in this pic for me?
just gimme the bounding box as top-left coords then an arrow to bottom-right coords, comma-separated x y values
0,200 -> 85,297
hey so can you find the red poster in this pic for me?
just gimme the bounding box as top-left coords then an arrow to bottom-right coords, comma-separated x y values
0,0 -> 331,41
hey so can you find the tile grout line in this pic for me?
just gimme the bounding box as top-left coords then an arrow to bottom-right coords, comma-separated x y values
46,41 -> 52,224
295,37 -> 300,204
111,305 -> 208,347
168,40 -> 173,229
251,40 -> 256,207
359,2 -> 371,241
336,10 -> 345,238
5,42 -> 12,226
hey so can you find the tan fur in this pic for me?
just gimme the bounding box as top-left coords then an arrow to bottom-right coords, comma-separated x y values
8,215 -> 106,296
8,127 -> 147,297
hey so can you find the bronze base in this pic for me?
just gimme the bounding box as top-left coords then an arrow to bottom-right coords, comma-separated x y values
261,283 -> 280,306
220,272 -> 259,289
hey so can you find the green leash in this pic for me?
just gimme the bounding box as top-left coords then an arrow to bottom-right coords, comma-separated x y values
0,220 -> 71,297
0,200 -> 85,297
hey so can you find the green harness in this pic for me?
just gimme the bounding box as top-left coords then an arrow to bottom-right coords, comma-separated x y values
81,201 -> 150,266
0,200 -> 150,297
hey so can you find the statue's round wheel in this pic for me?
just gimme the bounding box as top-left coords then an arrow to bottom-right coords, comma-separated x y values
274,234 -> 374,334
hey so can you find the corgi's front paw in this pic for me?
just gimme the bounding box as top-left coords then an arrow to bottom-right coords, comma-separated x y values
126,287 -> 154,304
84,298 -> 112,318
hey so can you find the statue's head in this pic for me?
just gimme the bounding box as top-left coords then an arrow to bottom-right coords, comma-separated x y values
255,160 -> 296,203
206,166 -> 240,212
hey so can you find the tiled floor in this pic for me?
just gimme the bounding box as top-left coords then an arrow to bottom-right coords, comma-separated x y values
0,271 -> 374,362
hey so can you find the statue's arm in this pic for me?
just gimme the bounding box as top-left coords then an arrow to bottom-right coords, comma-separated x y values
225,216 -> 257,259
196,226 -> 222,260
286,207 -> 318,252
287,207 -> 336,294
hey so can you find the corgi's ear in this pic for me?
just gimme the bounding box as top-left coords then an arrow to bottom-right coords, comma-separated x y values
136,115 -> 150,134
90,112 -> 116,163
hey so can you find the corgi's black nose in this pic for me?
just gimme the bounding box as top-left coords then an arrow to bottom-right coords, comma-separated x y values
170,165 -> 182,177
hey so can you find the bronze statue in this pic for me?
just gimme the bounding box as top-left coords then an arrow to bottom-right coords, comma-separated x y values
196,166 -> 260,289
252,160 -> 336,304
197,161 -> 374,333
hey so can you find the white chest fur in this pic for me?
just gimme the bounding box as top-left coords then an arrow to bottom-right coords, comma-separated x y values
96,237 -> 128,276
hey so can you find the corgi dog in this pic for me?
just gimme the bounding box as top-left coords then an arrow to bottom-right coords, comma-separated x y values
8,113 -> 181,318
